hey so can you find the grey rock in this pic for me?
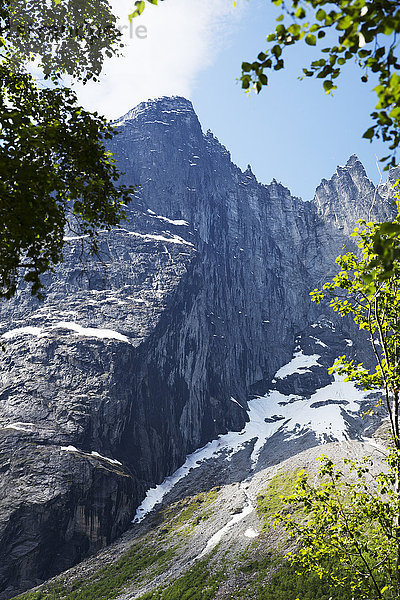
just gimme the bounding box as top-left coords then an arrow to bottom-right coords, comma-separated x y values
0,96 -> 397,597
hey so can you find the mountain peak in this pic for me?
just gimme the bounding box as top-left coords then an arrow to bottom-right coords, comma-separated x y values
114,96 -> 195,126
346,154 -> 361,168
334,154 -> 367,180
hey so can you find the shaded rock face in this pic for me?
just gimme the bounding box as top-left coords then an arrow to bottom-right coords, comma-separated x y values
0,96 -> 396,598
0,432 -> 134,597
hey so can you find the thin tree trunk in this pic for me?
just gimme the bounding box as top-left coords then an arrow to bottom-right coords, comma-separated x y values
395,389 -> 400,600
397,475 -> 400,599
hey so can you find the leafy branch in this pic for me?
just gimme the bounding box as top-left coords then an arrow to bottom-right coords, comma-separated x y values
240,0 -> 400,169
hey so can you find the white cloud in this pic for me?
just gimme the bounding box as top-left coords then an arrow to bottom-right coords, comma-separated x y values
73,0 -> 245,119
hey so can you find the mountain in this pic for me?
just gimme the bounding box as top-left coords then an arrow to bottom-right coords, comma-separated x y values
10,437 -> 388,600
0,96 -> 396,599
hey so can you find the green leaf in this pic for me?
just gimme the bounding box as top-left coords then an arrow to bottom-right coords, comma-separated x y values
305,34 -> 317,46
378,222 -> 400,235
129,0 -> 145,19
271,45 -> 282,58
295,7 -> 305,18
362,126 -> 375,139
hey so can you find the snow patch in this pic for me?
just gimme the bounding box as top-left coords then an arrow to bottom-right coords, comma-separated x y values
132,440 -> 225,523
54,322 -> 130,343
117,229 -> 194,247
134,374 -> 363,522
144,120 -> 170,126
61,445 -> 80,453
244,527 -> 259,538
2,326 -> 42,340
3,323 -> 130,344
198,503 -> 254,558
230,397 -> 243,409
3,423 -> 34,433
146,210 -> 189,227
61,446 -> 122,465
90,451 -> 122,466
275,350 -> 321,379
133,354 -> 366,523
264,374 -> 363,446
309,336 -> 328,348
64,234 -> 89,241
127,297 -> 146,303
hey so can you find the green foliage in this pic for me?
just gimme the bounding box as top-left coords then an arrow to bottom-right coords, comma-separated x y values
275,455 -> 400,599
136,555 -> 225,600
256,470 -> 301,529
236,543 -> 346,599
2,0 -> 123,82
158,488 -> 219,537
129,0 -> 160,21
290,198 -> 400,600
255,558 -> 353,600
239,553 -> 276,573
0,1 -> 135,299
239,0 -> 400,169
311,211 -> 400,446
0,64 -> 134,299
14,542 -> 175,600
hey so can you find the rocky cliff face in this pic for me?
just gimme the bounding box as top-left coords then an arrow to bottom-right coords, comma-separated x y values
0,96 -> 396,598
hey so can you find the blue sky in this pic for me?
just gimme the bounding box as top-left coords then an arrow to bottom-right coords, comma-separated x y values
191,1 -> 388,199
75,0 -> 389,200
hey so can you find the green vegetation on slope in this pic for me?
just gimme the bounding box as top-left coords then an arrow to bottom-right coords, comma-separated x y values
138,554 -> 224,600
13,489 -> 220,600
256,470 -> 300,530
12,476 -> 358,600
235,541 -> 354,600
14,542 -> 175,600
157,488 -> 219,538
254,559 -> 353,600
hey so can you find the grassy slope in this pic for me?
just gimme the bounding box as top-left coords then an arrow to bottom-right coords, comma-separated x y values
12,469 -> 354,600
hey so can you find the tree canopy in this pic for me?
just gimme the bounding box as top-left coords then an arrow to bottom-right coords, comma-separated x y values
273,217 -> 400,599
0,0 -> 134,299
0,67 -> 133,299
279,454 -> 400,599
2,0 -> 123,81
